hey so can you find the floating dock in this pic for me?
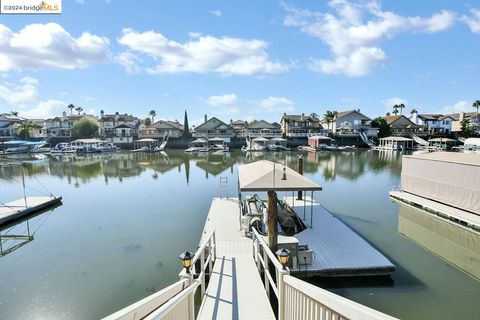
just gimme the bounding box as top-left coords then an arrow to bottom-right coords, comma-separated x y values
197,198 -> 275,320
285,197 -> 395,277
0,196 -> 62,226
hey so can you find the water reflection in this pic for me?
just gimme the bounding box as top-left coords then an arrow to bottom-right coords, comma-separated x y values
0,206 -> 59,257
0,150 -> 406,186
395,200 -> 480,280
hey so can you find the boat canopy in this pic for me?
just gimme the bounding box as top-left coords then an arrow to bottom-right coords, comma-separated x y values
252,137 -> 270,142
308,136 -> 332,141
428,138 -> 457,142
379,136 -> 413,141
192,138 -> 208,144
238,160 -> 322,192
209,137 -> 225,142
136,138 -> 157,142
2,140 -> 28,145
270,137 -> 287,141
71,139 -> 105,144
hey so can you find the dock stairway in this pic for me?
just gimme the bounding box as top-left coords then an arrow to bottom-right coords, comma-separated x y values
410,133 -> 429,146
359,131 -> 375,147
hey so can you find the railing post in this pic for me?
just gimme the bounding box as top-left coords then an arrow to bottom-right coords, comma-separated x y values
200,247 -> 206,297
263,245 -> 270,299
188,285 -> 195,320
208,237 -> 213,277
213,231 -> 217,261
277,270 -> 287,320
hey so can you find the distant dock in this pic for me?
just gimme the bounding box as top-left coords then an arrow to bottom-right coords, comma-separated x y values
0,196 -> 62,226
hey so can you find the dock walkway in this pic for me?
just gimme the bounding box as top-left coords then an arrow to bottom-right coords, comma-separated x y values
197,198 -> 275,320
0,196 -> 61,226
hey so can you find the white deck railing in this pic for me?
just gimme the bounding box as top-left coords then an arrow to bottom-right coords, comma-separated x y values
251,228 -> 397,320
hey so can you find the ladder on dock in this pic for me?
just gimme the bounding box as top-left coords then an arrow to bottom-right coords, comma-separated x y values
410,133 -> 429,146
359,131 -> 375,147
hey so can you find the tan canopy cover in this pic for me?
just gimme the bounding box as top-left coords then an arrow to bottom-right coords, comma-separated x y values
401,152 -> 480,215
238,160 -> 322,192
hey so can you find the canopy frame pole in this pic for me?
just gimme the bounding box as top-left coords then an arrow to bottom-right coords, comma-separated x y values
310,191 -> 314,228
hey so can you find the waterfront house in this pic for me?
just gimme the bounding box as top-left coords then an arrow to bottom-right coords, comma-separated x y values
280,113 -> 325,138
409,112 -> 453,134
192,115 -> 234,139
381,115 -> 424,136
230,119 -> 248,137
331,109 -> 377,138
99,111 -> 141,144
0,113 -> 24,140
244,120 -> 282,138
139,119 -> 184,139
45,112 -> 98,138
448,112 -> 480,133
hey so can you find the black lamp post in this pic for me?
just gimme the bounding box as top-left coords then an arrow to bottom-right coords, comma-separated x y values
276,247 -> 290,270
179,251 -> 194,274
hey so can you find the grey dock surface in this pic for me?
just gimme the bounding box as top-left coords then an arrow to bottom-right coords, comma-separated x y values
0,196 -> 62,226
285,197 -> 395,277
197,198 -> 275,320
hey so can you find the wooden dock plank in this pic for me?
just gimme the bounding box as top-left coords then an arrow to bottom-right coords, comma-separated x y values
284,197 -> 395,277
197,198 -> 275,320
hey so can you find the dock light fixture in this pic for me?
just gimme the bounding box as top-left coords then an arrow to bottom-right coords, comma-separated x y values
179,251 -> 194,274
276,248 -> 290,269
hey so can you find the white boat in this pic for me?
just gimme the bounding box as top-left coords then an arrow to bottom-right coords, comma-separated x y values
267,137 -> 290,151
51,142 -> 77,154
185,138 -> 210,152
241,136 -> 269,152
209,137 -> 229,152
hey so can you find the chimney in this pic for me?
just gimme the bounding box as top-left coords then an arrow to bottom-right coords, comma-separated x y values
459,112 -> 465,122
230,119 -> 233,124
386,112 -> 391,116
62,111 -> 66,118
115,112 -> 119,122
357,108 -> 360,112
100,110 -> 104,118
301,113 -> 305,121
204,114 -> 207,123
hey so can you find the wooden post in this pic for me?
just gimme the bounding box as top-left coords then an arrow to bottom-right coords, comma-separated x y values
297,156 -> 303,200
267,190 -> 278,252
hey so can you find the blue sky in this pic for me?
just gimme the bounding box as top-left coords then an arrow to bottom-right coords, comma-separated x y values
0,0 -> 479,124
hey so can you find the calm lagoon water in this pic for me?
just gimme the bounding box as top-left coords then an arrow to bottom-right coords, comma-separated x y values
0,150 -> 479,319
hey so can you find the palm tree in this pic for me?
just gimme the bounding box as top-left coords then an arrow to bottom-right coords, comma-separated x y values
75,106 -> 83,115
19,120 -> 36,140
310,112 -> 319,119
410,108 -> 418,115
392,105 -> 399,115
149,110 -> 157,123
67,104 -> 75,115
10,111 -> 18,116
322,110 -> 337,131
398,103 -> 405,115
473,100 -> 480,121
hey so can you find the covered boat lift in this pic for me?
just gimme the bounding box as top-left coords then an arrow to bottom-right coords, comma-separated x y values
237,160 -> 395,277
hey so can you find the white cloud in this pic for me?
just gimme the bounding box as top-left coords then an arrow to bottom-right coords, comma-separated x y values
0,77 -> 38,104
20,99 -> 67,119
206,94 -> 238,106
210,10 -> 222,17
462,8 -> 480,34
115,51 -> 141,74
282,0 -> 455,76
117,28 -> 289,75
0,23 -> 109,72
436,100 -> 472,115
252,96 -> 295,113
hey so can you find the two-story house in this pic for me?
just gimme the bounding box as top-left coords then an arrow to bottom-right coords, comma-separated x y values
230,120 -> 248,138
232,120 -> 282,138
192,115 -> 235,139
99,111 -> 141,144
280,113 -> 325,138
331,110 -> 377,137
448,112 -> 480,133
409,112 -> 453,134
139,119 -> 184,139
381,115 -> 424,136
45,112 -> 98,138
0,113 -> 24,140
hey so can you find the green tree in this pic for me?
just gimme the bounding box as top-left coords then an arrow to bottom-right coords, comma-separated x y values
68,104 -> 75,115
398,103 -> 405,115
17,120 -> 37,140
410,108 -> 418,115
322,110 -> 337,130
310,112 -> 319,119
183,109 -> 190,137
371,117 -> 391,138
144,117 -> 152,126
149,110 -> 157,123
460,118 -> 475,137
73,119 -> 99,138
10,111 -> 19,116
